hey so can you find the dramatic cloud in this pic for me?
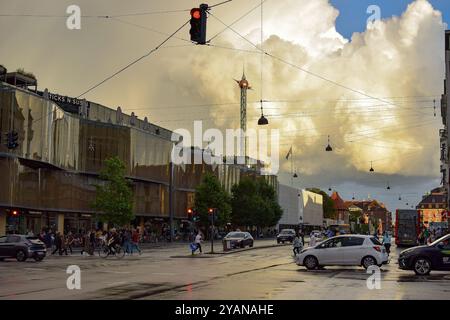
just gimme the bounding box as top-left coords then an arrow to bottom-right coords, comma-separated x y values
0,0 -> 447,209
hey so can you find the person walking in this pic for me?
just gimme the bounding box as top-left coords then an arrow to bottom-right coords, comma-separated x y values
123,229 -> 132,255
192,232 -> 203,255
66,232 -> 74,255
52,232 -> 63,255
309,233 -> 317,247
293,236 -> 303,255
60,234 -> 68,255
299,230 -> 305,246
382,231 -> 392,255
131,228 -> 142,255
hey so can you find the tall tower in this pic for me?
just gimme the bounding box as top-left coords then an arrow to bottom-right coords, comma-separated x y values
236,70 -> 250,163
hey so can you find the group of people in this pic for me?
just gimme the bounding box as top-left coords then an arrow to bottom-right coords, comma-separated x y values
37,227 -> 144,256
418,227 -> 445,245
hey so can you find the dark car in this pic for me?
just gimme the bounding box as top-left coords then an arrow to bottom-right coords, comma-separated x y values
223,232 -> 254,249
398,234 -> 450,275
0,234 -> 47,262
277,229 -> 296,243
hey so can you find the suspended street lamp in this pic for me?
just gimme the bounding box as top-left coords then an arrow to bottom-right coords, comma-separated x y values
258,100 -> 268,126
325,135 -> 333,152
369,161 -> 374,172
387,182 -> 391,190
398,195 -> 402,201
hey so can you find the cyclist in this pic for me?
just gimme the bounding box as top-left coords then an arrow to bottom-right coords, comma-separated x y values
107,228 -> 120,254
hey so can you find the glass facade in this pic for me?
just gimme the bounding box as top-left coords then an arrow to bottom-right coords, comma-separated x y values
0,84 -> 278,234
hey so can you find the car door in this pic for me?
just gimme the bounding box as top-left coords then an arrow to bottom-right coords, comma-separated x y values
0,236 -> 9,257
435,237 -> 450,270
315,237 -> 345,265
340,236 -> 366,265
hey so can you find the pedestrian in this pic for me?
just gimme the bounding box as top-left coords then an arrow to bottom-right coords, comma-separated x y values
52,232 -> 62,255
382,231 -> 391,255
66,231 -> 74,254
299,230 -> 305,245
192,232 -> 203,255
131,228 -> 142,255
123,229 -> 132,254
309,233 -> 317,247
293,236 -> 303,255
60,234 -> 68,255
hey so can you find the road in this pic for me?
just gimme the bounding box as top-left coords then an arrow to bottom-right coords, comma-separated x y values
0,239 -> 449,300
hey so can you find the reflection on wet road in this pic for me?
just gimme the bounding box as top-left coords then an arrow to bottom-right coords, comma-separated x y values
0,241 -> 449,299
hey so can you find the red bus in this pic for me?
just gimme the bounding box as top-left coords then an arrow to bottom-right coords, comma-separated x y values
395,209 -> 421,247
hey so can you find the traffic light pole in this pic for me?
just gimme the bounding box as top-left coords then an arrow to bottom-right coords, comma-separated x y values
210,211 -> 214,253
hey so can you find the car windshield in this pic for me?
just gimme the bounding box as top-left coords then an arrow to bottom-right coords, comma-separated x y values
280,230 -> 294,234
429,234 -> 450,247
226,232 -> 245,238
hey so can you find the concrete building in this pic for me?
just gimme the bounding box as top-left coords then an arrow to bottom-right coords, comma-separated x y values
277,185 -> 323,232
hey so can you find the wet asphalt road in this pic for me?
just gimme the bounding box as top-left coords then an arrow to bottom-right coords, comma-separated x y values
0,240 -> 449,300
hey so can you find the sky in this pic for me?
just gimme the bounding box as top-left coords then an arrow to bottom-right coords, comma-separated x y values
0,0 -> 448,214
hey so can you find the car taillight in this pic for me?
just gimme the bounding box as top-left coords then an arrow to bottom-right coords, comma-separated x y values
373,246 -> 381,252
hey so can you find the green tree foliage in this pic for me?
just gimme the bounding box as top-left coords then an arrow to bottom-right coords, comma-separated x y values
231,177 -> 283,228
92,156 -> 134,226
307,188 -> 335,219
194,173 -> 232,227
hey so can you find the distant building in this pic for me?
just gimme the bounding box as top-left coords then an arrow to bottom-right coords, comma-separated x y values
344,199 -> 392,232
330,191 -> 349,225
416,187 -> 447,226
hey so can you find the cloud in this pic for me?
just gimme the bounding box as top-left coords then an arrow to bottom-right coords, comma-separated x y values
153,0 -> 445,188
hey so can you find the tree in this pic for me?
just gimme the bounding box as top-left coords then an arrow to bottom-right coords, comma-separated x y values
231,177 -> 283,229
92,156 -> 134,227
307,188 -> 336,219
194,173 -> 232,227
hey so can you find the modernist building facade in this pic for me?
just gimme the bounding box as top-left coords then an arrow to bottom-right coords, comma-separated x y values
0,78 -> 277,236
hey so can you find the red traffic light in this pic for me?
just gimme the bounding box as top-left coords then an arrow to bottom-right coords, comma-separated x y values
191,8 -> 201,19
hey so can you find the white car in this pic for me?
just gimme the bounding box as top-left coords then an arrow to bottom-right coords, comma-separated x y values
295,235 -> 389,270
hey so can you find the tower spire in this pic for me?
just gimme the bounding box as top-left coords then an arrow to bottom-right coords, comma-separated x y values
236,66 -> 250,164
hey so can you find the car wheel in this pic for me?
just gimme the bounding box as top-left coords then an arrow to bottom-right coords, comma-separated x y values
240,242 -> 245,248
414,257 -> 431,276
282,241 -> 285,244
34,256 -> 44,262
249,241 -> 253,247
362,256 -> 376,269
304,255 -> 318,270
16,250 -> 27,262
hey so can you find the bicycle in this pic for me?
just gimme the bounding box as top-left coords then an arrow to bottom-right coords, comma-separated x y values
98,242 -> 125,259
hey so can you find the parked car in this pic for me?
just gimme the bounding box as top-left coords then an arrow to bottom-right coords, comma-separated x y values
295,235 -> 389,270
223,232 -> 254,248
398,234 -> 450,275
277,229 -> 296,243
0,234 -> 47,262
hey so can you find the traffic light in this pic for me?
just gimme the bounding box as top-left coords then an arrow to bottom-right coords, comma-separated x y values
190,4 -> 208,44
5,130 -> 19,149
188,208 -> 200,222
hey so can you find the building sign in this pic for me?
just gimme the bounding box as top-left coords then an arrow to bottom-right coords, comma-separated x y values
47,93 -> 88,107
